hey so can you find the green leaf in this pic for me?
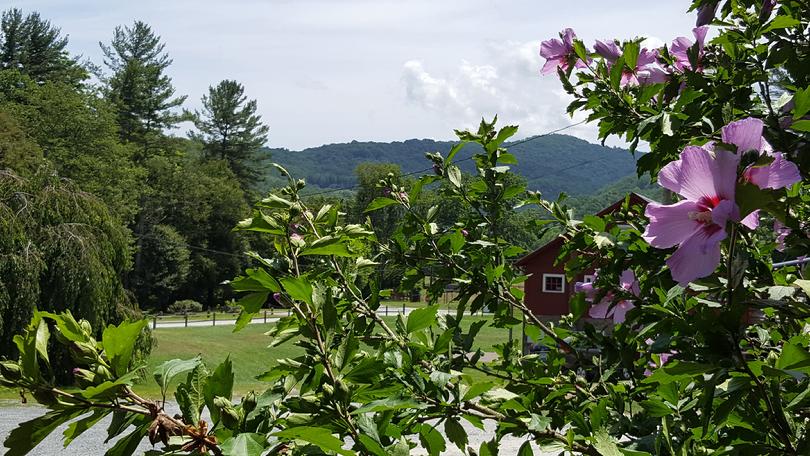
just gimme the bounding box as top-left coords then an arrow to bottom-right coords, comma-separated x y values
793,87 -> 810,120
41,311 -> 86,343
406,305 -> 439,333
102,320 -> 148,376
274,427 -> 354,456
791,119 -> 810,132
447,165 -> 462,188
364,197 -> 398,213
796,279 -> 810,296
3,408 -> 85,456
518,441 -> 534,456
640,399 -> 673,417
176,362 -> 208,424
280,276 -> 314,306
623,41 -> 640,70
592,428 -> 623,456
418,424 -> 446,456
763,15 -> 800,32
233,292 -> 269,333
352,397 -> 422,414
462,382 -> 494,401
154,357 -> 202,398
63,410 -> 111,447
301,242 -> 353,257
229,268 -> 281,292
221,433 -> 267,456
104,417 -> 150,456
573,40 -> 589,63
444,418 -> 467,451
204,357 -> 234,424
778,343 -> 810,371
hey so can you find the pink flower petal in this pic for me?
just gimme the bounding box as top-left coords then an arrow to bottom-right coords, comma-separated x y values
710,199 -> 740,227
744,152 -> 801,190
741,210 -> 760,229
612,301 -> 634,324
588,299 -> 612,319
594,40 -> 621,63
721,117 -> 764,154
540,58 -> 563,75
657,146 -> 738,201
643,200 -> 702,248
666,226 -> 726,285
620,270 -> 640,296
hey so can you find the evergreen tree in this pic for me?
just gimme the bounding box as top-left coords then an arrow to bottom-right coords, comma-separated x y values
188,79 -> 269,189
100,20 -> 185,159
0,8 -> 85,85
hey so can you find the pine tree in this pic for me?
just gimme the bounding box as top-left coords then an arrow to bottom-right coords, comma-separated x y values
0,8 -> 86,85
100,20 -> 186,159
189,79 -> 269,189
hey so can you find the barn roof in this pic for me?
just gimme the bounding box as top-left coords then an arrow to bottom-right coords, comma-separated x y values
515,192 -> 654,267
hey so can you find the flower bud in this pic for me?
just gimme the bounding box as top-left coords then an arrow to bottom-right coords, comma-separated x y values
242,391 -> 257,415
72,368 -> 96,388
0,361 -> 22,382
696,2 -> 718,26
79,320 -> 93,335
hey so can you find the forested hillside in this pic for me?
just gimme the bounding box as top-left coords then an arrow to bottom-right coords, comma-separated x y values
265,134 -> 641,198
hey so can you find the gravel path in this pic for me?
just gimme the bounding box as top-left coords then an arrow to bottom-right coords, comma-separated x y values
0,403 -> 557,455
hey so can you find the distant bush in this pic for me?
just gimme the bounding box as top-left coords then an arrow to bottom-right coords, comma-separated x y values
166,299 -> 203,314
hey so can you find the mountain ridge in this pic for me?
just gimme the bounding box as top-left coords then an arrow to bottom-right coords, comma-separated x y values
261,134 -> 641,198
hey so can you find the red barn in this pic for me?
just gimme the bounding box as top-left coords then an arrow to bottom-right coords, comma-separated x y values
516,193 -> 652,319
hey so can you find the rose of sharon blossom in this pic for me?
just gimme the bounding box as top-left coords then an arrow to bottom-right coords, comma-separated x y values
593,40 -> 668,86
774,220 -> 790,252
539,28 -> 588,75
671,26 -> 709,72
643,146 -> 741,285
720,117 -> 801,191
644,338 -> 677,376
576,270 -> 639,324
715,117 -> 801,228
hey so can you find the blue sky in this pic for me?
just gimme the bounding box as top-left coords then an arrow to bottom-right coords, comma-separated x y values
14,0 -> 695,149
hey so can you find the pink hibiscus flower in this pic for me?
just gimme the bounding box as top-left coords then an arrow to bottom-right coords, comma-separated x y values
644,338 -> 677,376
670,26 -> 709,72
540,28 -> 588,75
593,40 -> 668,86
643,146 -> 741,285
719,117 -> 801,228
774,220 -> 790,252
576,270 -> 639,324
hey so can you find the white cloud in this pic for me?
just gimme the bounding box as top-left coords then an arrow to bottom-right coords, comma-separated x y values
401,41 -> 590,141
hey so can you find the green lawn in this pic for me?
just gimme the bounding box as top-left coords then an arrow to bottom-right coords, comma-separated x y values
1,316 -> 515,403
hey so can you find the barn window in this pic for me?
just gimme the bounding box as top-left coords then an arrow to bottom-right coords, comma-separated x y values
583,274 -> 595,283
542,274 -> 565,293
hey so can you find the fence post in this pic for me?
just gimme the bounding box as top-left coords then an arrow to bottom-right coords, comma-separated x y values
385,304 -> 388,316
153,316 -> 157,329
184,313 -> 188,328
264,310 -> 267,323
213,312 -> 216,326
402,301 -> 406,314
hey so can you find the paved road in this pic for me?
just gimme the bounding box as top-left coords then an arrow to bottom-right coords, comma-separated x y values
0,403 -> 556,455
153,307 -> 479,329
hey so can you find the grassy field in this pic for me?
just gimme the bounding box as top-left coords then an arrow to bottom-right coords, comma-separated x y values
0,316 -> 514,403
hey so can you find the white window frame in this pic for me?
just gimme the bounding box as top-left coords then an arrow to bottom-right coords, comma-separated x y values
583,274 -> 595,283
542,274 -> 566,293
